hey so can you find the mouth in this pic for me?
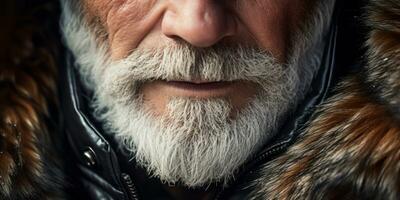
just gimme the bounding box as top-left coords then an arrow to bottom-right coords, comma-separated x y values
153,80 -> 239,98
167,80 -> 234,90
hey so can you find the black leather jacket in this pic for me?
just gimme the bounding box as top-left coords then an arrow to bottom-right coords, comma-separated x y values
58,1 -> 364,199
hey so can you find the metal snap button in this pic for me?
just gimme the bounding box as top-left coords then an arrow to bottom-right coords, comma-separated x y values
82,147 -> 97,167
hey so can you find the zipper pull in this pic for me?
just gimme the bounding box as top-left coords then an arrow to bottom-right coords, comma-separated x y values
121,173 -> 140,200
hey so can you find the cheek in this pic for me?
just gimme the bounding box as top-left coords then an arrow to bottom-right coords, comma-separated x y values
83,0 -> 160,59
236,1 -> 302,62
83,0 -> 151,24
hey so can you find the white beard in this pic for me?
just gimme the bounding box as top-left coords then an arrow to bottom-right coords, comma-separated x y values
91,44 -> 297,187
61,1 -> 336,188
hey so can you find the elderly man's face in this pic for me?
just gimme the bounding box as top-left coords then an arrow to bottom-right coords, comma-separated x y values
63,0 -> 330,187
81,0 -> 305,115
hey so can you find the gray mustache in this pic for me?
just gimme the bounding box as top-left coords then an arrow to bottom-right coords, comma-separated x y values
101,43 -> 294,102
111,44 -> 284,83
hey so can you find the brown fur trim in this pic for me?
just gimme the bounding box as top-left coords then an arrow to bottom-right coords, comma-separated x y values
365,0 -> 400,118
0,1 -> 64,199
250,0 -> 400,199
250,77 -> 400,199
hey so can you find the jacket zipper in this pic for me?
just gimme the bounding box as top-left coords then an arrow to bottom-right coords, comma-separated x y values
120,141 -> 290,200
121,173 -> 140,200
213,141 -> 290,200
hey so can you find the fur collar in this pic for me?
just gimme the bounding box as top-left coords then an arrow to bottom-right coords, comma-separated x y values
250,0 -> 400,199
0,1 -> 64,199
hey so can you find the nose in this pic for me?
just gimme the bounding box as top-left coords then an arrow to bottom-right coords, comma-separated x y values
162,0 -> 236,47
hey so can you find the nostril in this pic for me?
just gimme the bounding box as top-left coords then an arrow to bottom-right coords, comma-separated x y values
165,35 -> 185,43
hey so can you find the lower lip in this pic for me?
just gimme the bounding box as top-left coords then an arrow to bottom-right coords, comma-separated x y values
157,80 -> 237,98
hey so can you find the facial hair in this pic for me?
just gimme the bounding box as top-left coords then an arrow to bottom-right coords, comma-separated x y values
61,0 -> 336,188
90,44 -> 297,187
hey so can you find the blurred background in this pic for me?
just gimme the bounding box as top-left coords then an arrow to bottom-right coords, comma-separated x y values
0,0 -> 60,70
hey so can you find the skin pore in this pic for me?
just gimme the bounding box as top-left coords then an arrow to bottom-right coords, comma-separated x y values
78,0 -> 307,199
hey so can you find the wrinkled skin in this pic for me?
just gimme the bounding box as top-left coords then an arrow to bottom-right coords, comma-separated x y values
83,0 -> 303,60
